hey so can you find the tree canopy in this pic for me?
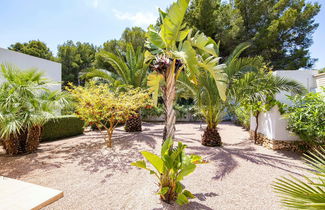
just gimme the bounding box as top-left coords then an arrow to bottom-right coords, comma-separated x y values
9,40 -> 54,60
186,0 -> 321,70
57,41 -> 97,85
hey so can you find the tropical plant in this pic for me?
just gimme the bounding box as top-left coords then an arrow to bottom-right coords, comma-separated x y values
273,147 -> 325,209
177,42 -> 262,146
67,82 -> 151,147
234,69 -> 306,142
146,0 -> 227,141
0,64 -> 68,155
285,89 -> 325,146
83,44 -> 149,132
131,138 -> 206,205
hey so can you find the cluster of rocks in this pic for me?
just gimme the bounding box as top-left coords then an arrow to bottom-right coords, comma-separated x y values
249,131 -> 307,152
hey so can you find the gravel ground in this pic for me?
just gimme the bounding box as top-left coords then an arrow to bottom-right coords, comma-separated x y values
0,122 -> 307,210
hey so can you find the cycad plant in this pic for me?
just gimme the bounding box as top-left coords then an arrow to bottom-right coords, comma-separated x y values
82,44 -> 148,132
146,0 -> 227,141
0,65 -> 68,155
273,147 -> 325,209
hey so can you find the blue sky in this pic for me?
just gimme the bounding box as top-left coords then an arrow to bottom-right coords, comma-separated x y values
0,0 -> 324,69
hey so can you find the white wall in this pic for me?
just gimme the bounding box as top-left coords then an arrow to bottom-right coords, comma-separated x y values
0,47 -> 61,91
250,70 -> 318,141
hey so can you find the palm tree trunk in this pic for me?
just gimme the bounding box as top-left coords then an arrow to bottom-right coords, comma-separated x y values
125,110 -> 142,132
254,111 -> 260,144
26,126 -> 42,153
163,62 -> 176,141
201,126 -> 222,147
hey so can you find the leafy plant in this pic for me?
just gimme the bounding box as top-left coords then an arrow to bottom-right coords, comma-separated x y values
285,90 -> 325,146
0,64 -> 68,155
67,82 -> 151,147
273,147 -> 325,209
132,138 -> 206,205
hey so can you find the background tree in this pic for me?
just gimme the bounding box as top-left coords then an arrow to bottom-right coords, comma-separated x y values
57,41 -> 97,85
9,40 -> 54,60
186,0 -> 321,70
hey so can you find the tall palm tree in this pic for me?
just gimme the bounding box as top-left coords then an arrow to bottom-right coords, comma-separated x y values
146,0 -> 227,140
82,44 -> 149,132
0,64 -> 68,155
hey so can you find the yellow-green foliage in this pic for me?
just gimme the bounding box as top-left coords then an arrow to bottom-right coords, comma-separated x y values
67,82 -> 151,147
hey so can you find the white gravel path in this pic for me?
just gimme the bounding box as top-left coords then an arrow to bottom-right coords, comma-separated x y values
0,122 -> 307,210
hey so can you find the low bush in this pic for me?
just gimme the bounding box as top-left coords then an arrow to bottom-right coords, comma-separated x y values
285,90 -> 325,146
41,115 -> 84,141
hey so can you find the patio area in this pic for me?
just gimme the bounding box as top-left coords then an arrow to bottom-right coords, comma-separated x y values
0,122 -> 307,210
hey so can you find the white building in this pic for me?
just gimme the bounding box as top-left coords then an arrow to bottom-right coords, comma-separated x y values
249,70 -> 321,150
0,47 -> 61,91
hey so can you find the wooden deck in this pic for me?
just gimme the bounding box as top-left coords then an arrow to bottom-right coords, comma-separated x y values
0,176 -> 63,210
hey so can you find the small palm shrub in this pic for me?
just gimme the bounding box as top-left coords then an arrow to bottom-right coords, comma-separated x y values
273,147 -> 325,209
132,138 -> 206,205
285,90 -> 325,146
0,65 -> 68,155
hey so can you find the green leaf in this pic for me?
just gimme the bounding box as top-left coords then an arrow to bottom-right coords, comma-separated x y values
183,190 -> 195,199
160,0 -> 190,49
175,181 -> 184,194
177,163 -> 196,181
158,187 -> 169,195
147,72 -> 164,106
141,151 -> 164,173
161,137 -> 173,156
176,193 -> 189,206
190,31 -> 219,57
146,25 -> 166,49
131,160 -> 147,169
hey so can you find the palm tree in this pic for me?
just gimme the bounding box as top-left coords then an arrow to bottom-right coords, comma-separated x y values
233,69 -> 306,142
177,43 -> 263,146
0,64 -> 68,155
146,0 -> 227,140
273,147 -> 325,209
82,44 -> 149,132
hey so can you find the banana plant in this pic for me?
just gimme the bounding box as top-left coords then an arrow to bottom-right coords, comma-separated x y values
145,0 -> 227,141
131,138 -> 206,205
273,147 -> 325,209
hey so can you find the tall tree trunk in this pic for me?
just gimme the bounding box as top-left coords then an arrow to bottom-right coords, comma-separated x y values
163,62 -> 176,141
201,126 -> 222,147
254,111 -> 260,144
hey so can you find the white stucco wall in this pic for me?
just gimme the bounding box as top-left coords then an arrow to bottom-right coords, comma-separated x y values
0,47 -> 61,91
250,70 -> 318,142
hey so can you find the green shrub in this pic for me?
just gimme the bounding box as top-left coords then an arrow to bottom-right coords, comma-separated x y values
285,90 -> 325,146
41,115 -> 84,141
132,138 -> 206,205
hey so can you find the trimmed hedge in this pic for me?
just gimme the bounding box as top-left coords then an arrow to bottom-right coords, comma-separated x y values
41,115 -> 84,141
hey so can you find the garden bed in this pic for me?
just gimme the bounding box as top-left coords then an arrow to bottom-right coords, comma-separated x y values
0,122 -> 307,209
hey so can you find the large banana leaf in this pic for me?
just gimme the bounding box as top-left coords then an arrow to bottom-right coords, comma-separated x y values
147,72 -> 164,106
160,0 -> 190,49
